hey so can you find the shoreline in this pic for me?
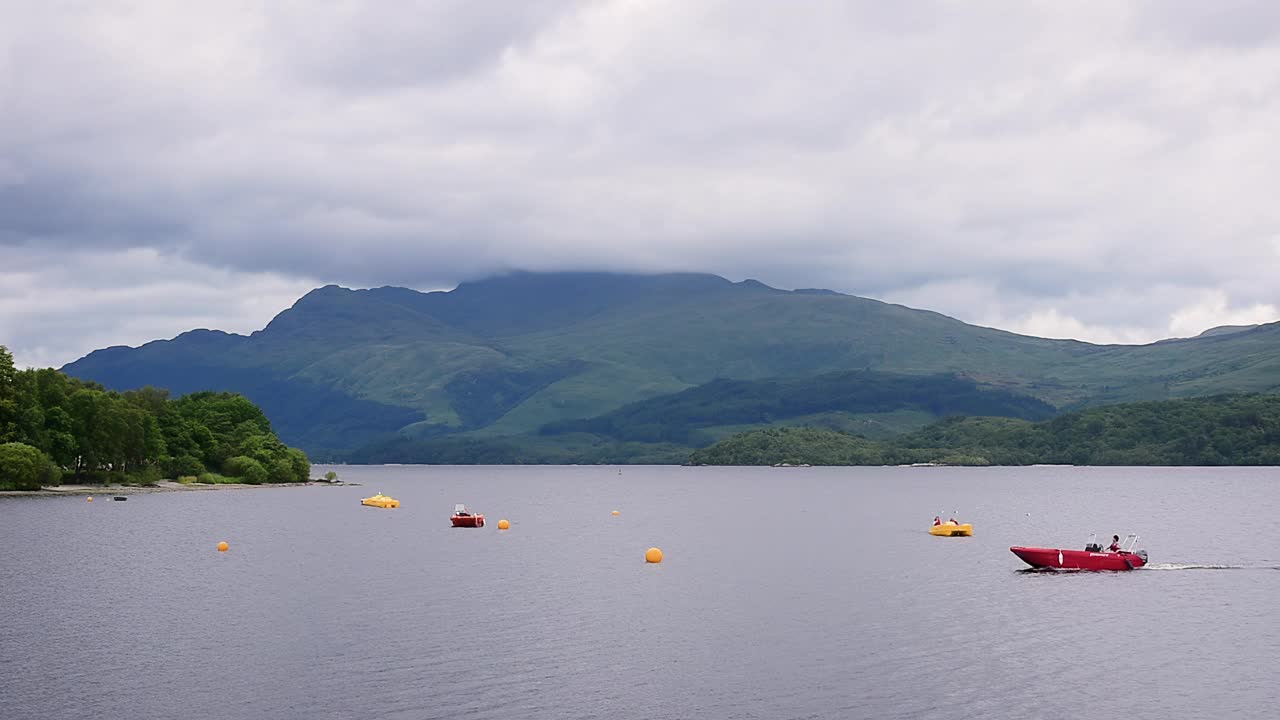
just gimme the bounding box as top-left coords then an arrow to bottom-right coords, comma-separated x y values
0,480 -> 353,498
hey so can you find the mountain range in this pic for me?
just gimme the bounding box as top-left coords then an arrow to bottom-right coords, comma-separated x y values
61,272 -> 1280,460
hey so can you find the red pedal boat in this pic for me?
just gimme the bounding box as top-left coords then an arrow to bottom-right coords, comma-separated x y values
450,504 -> 485,528
1011,534 -> 1148,571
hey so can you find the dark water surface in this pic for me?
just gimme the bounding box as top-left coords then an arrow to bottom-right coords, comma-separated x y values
3,465 -> 1280,719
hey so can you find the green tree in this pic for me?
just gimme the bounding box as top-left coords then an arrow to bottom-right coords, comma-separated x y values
0,442 -> 56,490
0,346 -> 19,443
43,406 -> 77,469
167,454 -> 206,477
268,457 -> 295,483
223,455 -> 268,484
68,388 -> 114,476
286,448 -> 310,483
122,386 -> 170,416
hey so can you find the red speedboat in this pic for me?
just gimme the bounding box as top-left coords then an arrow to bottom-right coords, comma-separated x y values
450,504 -> 485,528
1011,534 -> 1148,571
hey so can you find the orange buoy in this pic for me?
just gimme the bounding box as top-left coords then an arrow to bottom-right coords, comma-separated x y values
645,547 -> 663,564
497,519 -> 510,530
86,496 -> 93,502
611,510 -> 619,516
216,541 -> 229,552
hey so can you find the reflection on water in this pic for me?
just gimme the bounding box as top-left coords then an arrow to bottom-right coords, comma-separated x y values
1142,562 -> 1280,571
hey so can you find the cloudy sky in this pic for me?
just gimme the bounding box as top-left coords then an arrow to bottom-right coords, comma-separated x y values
4,1 -> 1280,368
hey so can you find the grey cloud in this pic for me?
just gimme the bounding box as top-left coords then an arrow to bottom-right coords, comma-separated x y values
1136,0 -> 1280,50
2,0 -> 1279,365
0,245 -> 317,369
266,0 -> 586,90
0,171 -> 186,245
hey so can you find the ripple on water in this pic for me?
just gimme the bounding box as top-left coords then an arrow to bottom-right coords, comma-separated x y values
2,465 -> 1280,720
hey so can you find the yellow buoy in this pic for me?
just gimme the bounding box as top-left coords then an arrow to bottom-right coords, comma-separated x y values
87,496 -> 93,502
611,510 -> 620,516
645,547 -> 663,564
497,519 -> 510,530
217,541 -> 229,552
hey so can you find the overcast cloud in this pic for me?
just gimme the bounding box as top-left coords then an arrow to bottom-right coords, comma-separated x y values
4,0 -> 1280,368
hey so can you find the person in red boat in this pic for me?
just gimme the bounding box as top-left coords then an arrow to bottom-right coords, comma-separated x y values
933,516 -> 942,526
1108,534 -> 1122,552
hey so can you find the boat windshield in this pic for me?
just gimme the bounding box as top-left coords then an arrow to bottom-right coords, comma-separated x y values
454,504 -> 469,515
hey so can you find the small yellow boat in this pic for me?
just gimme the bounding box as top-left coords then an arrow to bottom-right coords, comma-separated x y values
929,522 -> 972,537
361,493 -> 400,509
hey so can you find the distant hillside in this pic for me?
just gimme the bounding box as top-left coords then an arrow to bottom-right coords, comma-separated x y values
691,394 -> 1280,466
62,271 -> 1280,458
345,370 -> 1055,464
539,371 -> 1056,444
63,331 -> 422,458
897,393 -> 1280,465
346,431 -> 691,466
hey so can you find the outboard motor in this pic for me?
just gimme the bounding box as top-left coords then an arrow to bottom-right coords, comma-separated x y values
1135,550 -> 1148,565
1084,542 -> 1102,552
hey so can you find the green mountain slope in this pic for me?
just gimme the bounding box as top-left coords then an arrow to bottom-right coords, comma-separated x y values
342,370 -> 1056,464
60,272 -> 1280,457
1196,324 -> 1259,338
539,371 -> 1056,444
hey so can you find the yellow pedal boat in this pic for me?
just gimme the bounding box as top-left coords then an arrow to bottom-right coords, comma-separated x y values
929,522 -> 972,536
361,493 -> 400,509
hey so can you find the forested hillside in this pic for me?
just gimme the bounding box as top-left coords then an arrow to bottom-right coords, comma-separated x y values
690,394 -> 1280,466
539,371 -> 1055,444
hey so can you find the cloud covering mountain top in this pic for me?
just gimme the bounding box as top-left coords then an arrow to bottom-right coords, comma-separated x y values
3,0 -> 1279,367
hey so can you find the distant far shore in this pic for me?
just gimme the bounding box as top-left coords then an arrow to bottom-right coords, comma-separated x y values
0,480 -> 353,497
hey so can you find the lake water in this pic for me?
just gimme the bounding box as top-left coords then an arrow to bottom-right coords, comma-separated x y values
3,465 -> 1279,719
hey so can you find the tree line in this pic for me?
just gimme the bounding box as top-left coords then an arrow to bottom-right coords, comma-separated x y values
0,345 -> 309,490
690,393 -> 1280,466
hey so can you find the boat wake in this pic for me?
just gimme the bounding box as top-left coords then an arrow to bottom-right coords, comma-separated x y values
1142,562 -> 1280,571
1017,562 -> 1280,574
